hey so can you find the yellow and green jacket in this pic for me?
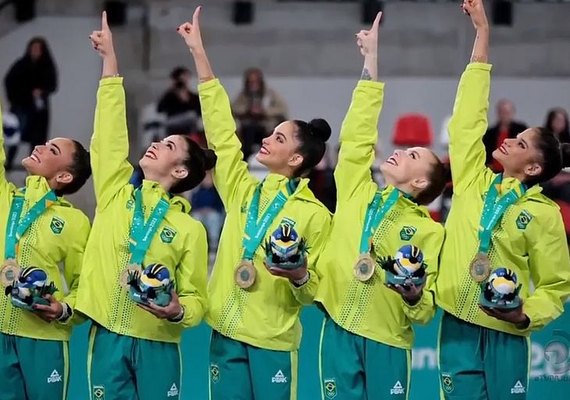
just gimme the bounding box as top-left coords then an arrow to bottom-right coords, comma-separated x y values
198,79 -> 331,352
314,80 -> 444,350
437,63 -> 570,335
75,78 -> 208,344
0,103 -> 90,341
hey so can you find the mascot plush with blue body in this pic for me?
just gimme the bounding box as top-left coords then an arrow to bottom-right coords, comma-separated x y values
480,267 -> 522,310
127,264 -> 173,307
378,245 -> 427,287
4,267 -> 57,311
263,223 -> 308,271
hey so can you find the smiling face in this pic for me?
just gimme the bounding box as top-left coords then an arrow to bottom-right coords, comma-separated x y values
21,138 -> 75,184
380,147 -> 438,191
492,128 -> 543,179
255,121 -> 303,176
138,135 -> 190,184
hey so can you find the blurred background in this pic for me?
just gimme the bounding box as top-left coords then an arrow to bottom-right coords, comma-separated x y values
1,0 -> 569,399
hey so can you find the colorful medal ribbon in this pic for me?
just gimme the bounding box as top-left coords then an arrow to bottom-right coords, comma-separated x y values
241,179 -> 298,261
128,189 -> 170,266
4,189 -> 57,260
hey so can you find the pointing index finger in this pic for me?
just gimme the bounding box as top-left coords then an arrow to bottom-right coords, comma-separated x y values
102,11 -> 109,30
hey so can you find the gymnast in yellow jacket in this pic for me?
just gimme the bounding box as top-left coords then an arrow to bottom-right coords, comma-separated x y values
177,7 -> 332,400
315,13 -> 449,400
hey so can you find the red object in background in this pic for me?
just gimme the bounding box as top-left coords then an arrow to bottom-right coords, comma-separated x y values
392,113 -> 433,147
556,200 -> 570,234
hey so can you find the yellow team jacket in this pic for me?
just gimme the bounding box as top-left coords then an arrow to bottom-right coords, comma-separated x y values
315,80 -> 445,350
198,78 -> 332,352
0,102 -> 90,341
437,63 -> 570,335
75,77 -> 208,343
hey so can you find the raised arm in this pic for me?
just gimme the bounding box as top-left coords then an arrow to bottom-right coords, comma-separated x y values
448,0 -> 491,194
0,101 -> 10,194
89,12 -> 134,210
177,7 -> 254,208
334,12 -> 385,202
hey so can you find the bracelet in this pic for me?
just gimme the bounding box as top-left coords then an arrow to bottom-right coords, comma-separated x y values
57,302 -> 72,323
168,305 -> 185,323
292,272 -> 310,287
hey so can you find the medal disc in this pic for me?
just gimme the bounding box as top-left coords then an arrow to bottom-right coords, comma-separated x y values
470,253 -> 491,283
235,260 -> 256,289
353,254 -> 375,282
0,259 -> 21,287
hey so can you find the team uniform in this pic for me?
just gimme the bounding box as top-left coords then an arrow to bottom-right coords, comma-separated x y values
314,80 -> 445,400
198,79 -> 331,400
75,77 -> 208,400
437,63 -> 570,400
0,103 -> 91,400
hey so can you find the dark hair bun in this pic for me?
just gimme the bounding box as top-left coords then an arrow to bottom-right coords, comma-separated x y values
308,118 -> 332,142
202,148 -> 217,171
561,143 -> 570,168
442,162 -> 452,183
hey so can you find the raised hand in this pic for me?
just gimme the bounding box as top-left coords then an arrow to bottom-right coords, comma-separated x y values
90,11 -> 115,58
177,6 -> 204,53
356,11 -> 382,57
462,0 -> 489,30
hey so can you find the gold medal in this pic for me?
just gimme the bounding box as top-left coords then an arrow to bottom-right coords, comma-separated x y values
353,254 -> 375,282
235,260 -> 256,289
119,264 -> 141,288
470,253 -> 491,283
0,259 -> 21,287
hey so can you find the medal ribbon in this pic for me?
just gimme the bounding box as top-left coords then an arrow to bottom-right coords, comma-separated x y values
241,179 -> 298,261
128,189 -> 170,265
358,187 -> 402,255
4,189 -> 57,260
477,174 -> 526,254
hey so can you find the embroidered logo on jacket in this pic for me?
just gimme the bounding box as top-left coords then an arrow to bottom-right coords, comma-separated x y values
210,364 -> 220,383
515,210 -> 533,230
160,227 -> 177,244
93,385 -> 105,400
324,378 -> 337,399
399,226 -> 417,241
50,217 -> 65,234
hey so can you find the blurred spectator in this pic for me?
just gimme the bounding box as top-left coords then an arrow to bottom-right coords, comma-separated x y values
4,37 -> 58,167
541,107 -> 570,207
191,171 -> 224,251
157,66 -> 202,137
544,107 -> 570,144
2,102 -> 21,170
483,99 -> 527,172
232,68 -> 288,161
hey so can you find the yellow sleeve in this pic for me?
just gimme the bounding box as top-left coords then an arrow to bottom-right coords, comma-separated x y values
174,222 -> 209,328
448,63 -> 492,194
402,221 -> 445,325
91,77 -> 134,210
59,212 -> 91,325
0,101 -> 10,194
198,79 -> 255,208
334,80 -> 384,202
521,207 -> 570,332
289,208 -> 332,305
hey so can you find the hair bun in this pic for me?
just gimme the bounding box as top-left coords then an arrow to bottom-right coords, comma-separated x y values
308,118 -> 332,142
202,148 -> 217,171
